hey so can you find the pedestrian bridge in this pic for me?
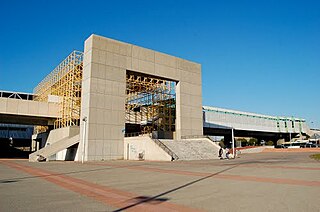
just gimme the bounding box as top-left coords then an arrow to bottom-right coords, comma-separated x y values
0,91 -> 59,126
203,106 -> 310,140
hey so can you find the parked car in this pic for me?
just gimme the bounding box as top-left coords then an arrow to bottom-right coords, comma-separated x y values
305,142 -> 317,148
275,144 -> 288,149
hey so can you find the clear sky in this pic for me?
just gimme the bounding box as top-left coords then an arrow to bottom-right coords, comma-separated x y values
0,0 -> 319,128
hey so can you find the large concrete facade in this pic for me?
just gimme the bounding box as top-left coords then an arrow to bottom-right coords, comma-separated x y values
79,34 -> 202,161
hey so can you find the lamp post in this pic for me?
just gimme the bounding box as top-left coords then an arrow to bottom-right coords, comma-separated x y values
81,116 -> 87,164
289,132 -> 292,144
231,127 -> 235,158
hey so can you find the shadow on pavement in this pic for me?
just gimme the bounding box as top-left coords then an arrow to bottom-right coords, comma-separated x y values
113,164 -> 239,211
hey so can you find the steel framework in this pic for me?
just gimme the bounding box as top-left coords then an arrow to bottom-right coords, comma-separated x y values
34,51 -> 83,128
125,71 -> 176,135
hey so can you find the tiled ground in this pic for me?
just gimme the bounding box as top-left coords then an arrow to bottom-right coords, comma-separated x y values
0,151 -> 319,211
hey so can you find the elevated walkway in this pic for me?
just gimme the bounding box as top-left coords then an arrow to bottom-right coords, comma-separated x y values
0,97 -> 59,125
160,138 -> 220,160
203,106 -> 310,135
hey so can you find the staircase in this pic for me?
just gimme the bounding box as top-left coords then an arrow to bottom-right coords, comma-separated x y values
29,134 -> 79,162
159,138 -> 220,160
152,138 -> 179,160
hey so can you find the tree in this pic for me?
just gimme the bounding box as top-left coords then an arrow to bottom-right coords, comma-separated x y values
248,138 -> 258,146
266,140 -> 274,146
236,138 -> 247,147
219,140 -> 225,148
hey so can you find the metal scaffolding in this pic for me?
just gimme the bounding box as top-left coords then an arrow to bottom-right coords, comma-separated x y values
33,52 -> 175,135
125,71 -> 176,135
34,51 -> 83,128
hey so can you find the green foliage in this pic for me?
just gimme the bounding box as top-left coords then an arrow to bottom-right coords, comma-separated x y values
219,141 -> 225,148
248,138 -> 258,146
236,138 -> 248,147
266,140 -> 274,146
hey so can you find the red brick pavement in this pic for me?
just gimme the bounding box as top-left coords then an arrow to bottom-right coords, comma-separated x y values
0,160 -> 202,212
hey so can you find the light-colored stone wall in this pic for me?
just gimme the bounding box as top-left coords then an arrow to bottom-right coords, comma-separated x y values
79,34 -> 202,161
46,126 -> 80,145
0,97 -> 59,118
124,136 -> 171,161
29,126 -> 80,162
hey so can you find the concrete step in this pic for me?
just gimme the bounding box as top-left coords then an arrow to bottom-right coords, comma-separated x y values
160,138 -> 220,160
29,134 -> 79,162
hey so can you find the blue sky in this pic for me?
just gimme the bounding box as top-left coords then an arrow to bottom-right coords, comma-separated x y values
0,0 -> 319,128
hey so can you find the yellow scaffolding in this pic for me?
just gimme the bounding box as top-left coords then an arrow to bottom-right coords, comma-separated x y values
34,51 -> 83,128
33,52 -> 174,135
125,71 -> 176,135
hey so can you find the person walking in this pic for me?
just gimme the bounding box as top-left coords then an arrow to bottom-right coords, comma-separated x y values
225,147 -> 230,160
219,147 -> 223,159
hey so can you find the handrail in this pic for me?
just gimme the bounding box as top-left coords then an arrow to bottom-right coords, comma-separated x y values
181,135 -> 214,139
181,135 -> 219,143
151,138 -> 179,161
125,132 -> 143,137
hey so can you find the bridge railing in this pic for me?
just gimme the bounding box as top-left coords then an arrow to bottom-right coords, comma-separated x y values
0,90 -> 34,101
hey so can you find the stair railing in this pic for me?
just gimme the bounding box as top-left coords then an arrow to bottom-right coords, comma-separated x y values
151,137 -> 179,161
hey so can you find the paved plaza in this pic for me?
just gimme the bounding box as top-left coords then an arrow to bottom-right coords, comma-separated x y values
1,152 -> 319,211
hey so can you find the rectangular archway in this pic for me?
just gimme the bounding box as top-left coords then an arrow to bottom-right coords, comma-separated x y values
79,34 -> 203,161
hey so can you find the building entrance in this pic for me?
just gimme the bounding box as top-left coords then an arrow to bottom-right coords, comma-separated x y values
125,71 -> 176,138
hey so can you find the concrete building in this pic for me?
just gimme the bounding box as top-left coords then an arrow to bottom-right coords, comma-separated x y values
8,34 -> 202,161
79,34 -> 202,160
0,34 -> 312,162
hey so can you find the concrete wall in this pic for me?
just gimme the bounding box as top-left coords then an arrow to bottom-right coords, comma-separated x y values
79,34 -> 203,161
46,126 -> 80,145
29,126 -> 80,162
239,146 -> 273,154
0,98 -> 59,126
124,136 -> 171,161
44,126 -> 79,161
43,126 -> 79,161
0,97 -> 59,118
